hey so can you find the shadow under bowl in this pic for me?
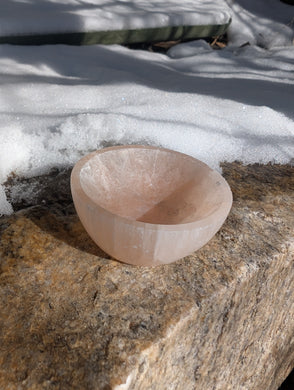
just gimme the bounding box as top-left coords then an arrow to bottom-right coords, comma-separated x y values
71,145 -> 232,266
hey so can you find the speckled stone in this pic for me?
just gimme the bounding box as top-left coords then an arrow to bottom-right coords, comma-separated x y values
0,162 -> 293,390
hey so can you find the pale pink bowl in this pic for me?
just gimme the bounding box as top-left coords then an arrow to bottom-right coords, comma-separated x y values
71,145 -> 232,266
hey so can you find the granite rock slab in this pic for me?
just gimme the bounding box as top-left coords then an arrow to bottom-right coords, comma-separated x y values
0,162 -> 293,390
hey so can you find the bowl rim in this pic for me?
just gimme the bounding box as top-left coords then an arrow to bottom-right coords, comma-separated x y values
70,145 -> 233,230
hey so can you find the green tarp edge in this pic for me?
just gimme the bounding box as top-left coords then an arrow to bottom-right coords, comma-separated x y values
0,21 -> 231,46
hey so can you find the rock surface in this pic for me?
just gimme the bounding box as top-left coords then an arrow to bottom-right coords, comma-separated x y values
0,162 -> 293,390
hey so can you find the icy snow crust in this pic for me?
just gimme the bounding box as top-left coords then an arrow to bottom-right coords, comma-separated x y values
0,0 -> 231,36
0,0 -> 294,215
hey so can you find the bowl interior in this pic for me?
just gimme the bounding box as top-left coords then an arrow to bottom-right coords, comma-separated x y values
79,147 -> 226,225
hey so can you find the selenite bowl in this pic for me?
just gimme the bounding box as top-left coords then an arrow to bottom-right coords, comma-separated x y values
71,145 -> 232,266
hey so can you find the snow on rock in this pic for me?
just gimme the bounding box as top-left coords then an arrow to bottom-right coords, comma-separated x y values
0,185 -> 13,216
167,40 -> 213,58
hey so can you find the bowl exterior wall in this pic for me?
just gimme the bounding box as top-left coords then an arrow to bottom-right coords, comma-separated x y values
72,184 -> 230,266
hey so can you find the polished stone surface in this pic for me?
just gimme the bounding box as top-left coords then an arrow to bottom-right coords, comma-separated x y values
0,162 -> 293,390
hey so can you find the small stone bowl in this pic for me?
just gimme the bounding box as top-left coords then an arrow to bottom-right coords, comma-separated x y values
71,145 -> 232,266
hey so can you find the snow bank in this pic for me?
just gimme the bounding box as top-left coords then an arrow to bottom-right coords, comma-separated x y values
0,0 -> 293,215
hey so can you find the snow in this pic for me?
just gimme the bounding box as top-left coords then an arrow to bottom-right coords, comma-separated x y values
0,0 -> 294,215
1,0 -> 231,36
226,0 -> 294,49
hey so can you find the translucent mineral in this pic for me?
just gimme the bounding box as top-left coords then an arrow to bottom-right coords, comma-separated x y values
71,145 -> 232,266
